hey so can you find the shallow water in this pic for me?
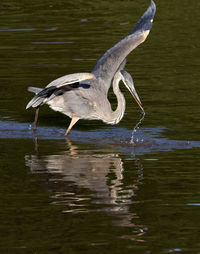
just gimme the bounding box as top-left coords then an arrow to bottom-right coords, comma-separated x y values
0,0 -> 200,253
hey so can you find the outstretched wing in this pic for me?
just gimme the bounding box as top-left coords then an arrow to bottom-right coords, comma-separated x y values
26,73 -> 94,109
92,0 -> 156,91
46,73 -> 94,88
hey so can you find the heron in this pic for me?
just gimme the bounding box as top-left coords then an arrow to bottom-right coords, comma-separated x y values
26,0 -> 156,136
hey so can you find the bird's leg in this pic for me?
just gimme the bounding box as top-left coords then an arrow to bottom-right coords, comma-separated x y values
33,106 -> 40,131
65,116 -> 79,136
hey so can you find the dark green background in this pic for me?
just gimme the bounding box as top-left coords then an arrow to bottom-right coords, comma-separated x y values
0,0 -> 200,253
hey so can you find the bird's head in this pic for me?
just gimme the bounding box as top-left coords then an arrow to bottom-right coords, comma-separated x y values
120,70 -> 144,112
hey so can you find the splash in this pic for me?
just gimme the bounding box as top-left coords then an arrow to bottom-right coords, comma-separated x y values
130,110 -> 146,145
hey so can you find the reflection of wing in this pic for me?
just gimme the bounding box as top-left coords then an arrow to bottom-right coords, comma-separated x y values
25,140 -> 143,229
92,0 -> 156,90
25,153 -> 123,199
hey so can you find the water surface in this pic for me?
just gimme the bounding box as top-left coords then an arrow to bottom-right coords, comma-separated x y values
0,0 -> 200,253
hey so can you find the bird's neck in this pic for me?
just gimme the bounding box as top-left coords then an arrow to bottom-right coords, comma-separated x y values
109,74 -> 126,124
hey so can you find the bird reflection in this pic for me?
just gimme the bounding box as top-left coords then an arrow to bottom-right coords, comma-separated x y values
25,138 -> 145,235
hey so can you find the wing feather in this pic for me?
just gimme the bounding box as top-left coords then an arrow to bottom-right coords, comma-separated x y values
92,0 -> 156,90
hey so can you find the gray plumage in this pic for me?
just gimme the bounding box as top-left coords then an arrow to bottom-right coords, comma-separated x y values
26,0 -> 156,135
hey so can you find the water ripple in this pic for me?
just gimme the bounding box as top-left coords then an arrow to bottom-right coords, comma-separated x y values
0,120 -> 200,155
32,41 -> 73,44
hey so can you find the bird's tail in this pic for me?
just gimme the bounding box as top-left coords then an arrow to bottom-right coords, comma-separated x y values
26,86 -> 57,109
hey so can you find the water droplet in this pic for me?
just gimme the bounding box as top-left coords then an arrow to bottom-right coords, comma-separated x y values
130,112 -> 145,144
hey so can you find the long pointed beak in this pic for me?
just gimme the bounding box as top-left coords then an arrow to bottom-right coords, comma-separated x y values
120,70 -> 144,112
129,87 -> 144,112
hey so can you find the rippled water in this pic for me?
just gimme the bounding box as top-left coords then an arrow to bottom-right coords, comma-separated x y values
0,0 -> 200,253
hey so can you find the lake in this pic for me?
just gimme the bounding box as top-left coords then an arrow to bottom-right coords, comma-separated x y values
0,0 -> 200,253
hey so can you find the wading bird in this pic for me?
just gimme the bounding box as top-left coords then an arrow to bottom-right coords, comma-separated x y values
26,0 -> 156,136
